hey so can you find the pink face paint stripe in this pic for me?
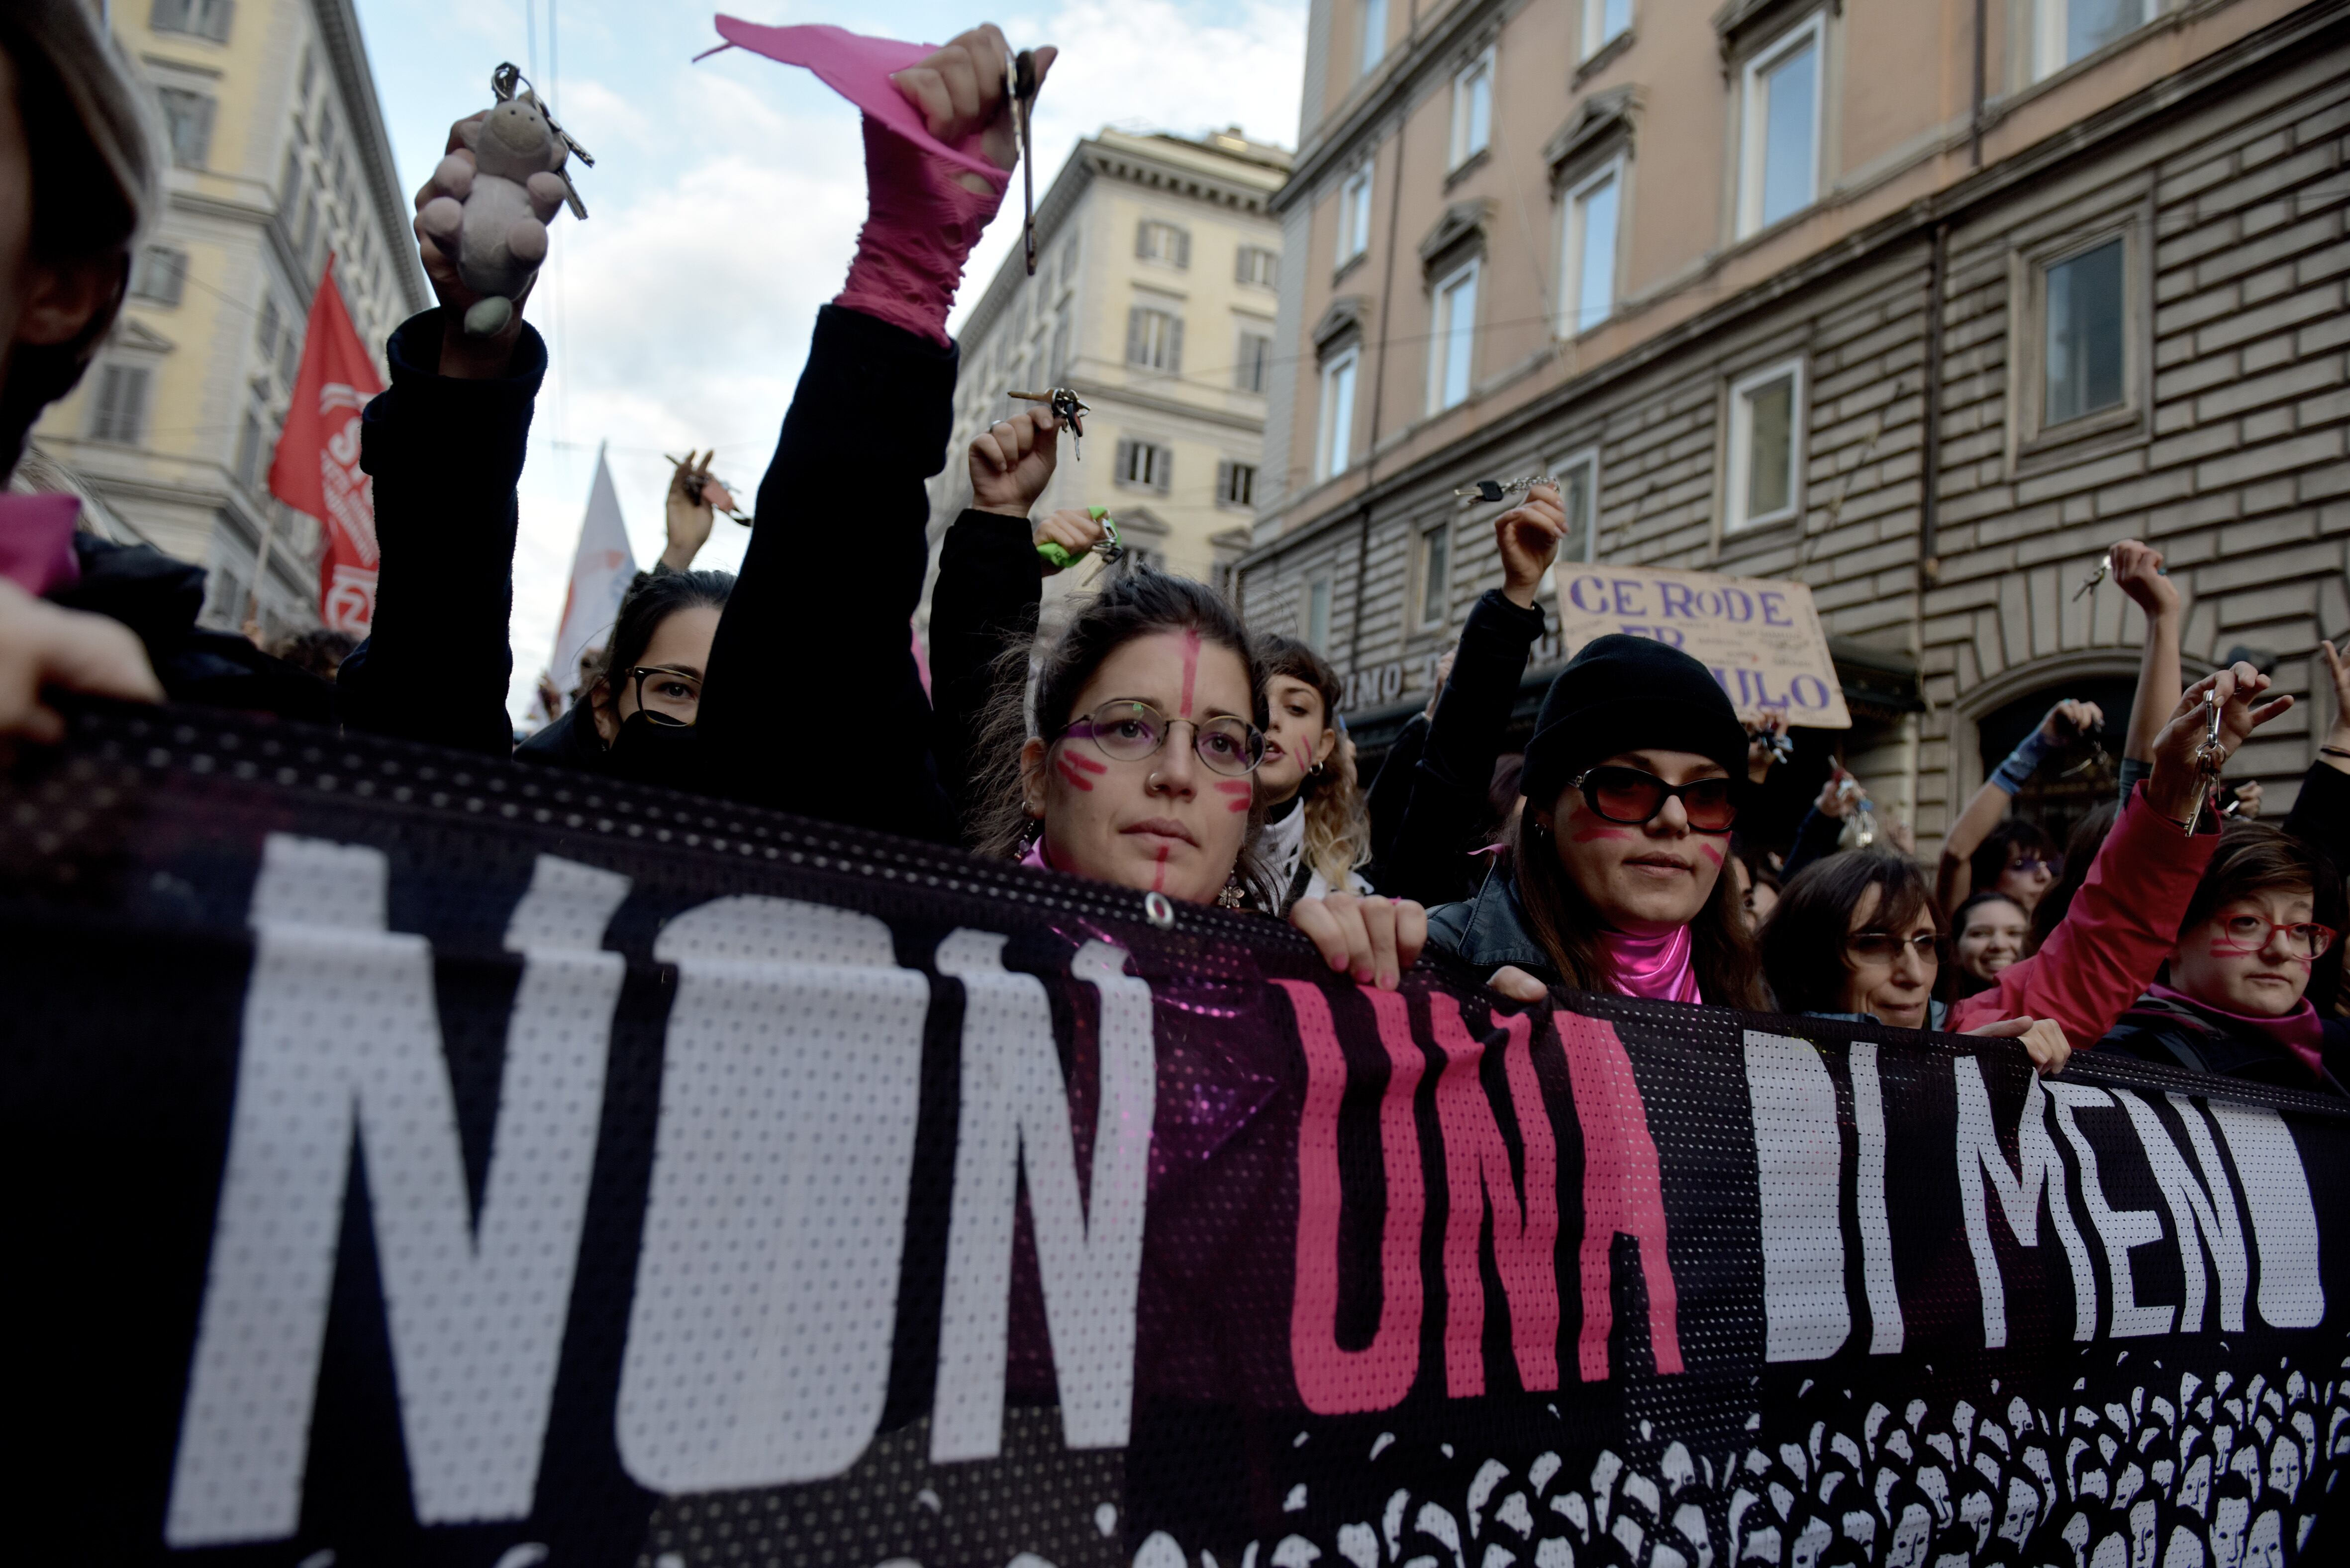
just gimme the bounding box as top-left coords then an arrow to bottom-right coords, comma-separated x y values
1554,1010 -> 1683,1381
1066,751 -> 1108,774
1054,757 -> 1095,792
1276,979 -> 1426,1414
1216,779 -> 1253,813
1179,628 -> 1200,719
1697,841 -> 1724,865
1152,844 -> 1168,892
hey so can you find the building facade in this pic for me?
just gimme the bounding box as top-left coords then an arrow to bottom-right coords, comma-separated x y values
1241,0 -> 2350,849
32,0 -> 426,637
925,128 -> 1291,611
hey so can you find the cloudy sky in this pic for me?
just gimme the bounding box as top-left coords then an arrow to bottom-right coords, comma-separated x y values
347,0 -> 1308,721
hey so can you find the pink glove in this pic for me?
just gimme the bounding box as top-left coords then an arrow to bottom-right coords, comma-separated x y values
835,114 -> 1006,347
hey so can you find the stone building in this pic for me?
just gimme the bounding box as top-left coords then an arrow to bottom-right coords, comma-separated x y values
1239,0 -> 2350,848
32,0 -> 426,637
925,127 -> 1290,613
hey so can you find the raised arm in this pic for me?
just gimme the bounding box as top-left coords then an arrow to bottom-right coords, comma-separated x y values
1950,663 -> 2295,1043
339,113 -> 556,756
1936,698 -> 2102,913
694,25 -> 1050,838
2111,538 -> 2181,800
1376,487 -> 1562,905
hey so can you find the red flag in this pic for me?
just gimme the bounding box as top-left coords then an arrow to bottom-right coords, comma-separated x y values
268,258 -> 386,633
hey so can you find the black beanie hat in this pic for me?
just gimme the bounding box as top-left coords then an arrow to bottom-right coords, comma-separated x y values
1520,634 -> 1750,808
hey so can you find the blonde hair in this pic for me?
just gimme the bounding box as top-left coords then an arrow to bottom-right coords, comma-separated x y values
1259,635 -> 1371,891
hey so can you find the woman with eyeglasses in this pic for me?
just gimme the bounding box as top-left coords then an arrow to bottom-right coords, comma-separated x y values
514,567 -> 733,779
962,568 -> 1427,985
2100,825 -> 2347,1091
1757,854 -> 2072,1070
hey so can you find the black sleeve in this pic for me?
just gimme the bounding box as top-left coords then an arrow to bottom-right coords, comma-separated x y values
1779,807 -> 1847,884
694,305 -> 963,843
338,310 -> 546,756
2285,761 -> 2350,1015
1378,589 -> 1546,905
1364,711 -> 1431,875
928,508 -> 1043,834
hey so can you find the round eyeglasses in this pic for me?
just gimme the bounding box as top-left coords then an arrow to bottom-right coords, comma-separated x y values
625,664 -> 702,728
1059,699 -> 1266,777
1566,765 -> 1740,834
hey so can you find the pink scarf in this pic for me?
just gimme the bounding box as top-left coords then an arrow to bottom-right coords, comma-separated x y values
1600,923 -> 1703,1006
0,492 -> 82,594
2149,981 -> 2326,1081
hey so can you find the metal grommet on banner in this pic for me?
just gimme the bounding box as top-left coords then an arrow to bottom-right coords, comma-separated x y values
1143,891 -> 1175,929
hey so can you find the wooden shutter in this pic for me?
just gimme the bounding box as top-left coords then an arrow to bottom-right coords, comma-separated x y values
1116,439 -> 1139,483
1126,308 -> 1145,366
1166,317 -> 1184,374
1153,446 -> 1173,493
1135,222 -> 1153,260
1173,229 -> 1191,269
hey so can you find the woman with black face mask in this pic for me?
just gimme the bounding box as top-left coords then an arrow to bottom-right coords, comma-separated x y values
513,568 -> 733,780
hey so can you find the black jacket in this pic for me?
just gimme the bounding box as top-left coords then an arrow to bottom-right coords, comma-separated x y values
1425,864 -> 1557,987
692,306 -> 1038,841
2284,760 -> 2350,1015
49,536 -> 333,722
2100,990 -> 2349,1095
338,310 -> 548,755
1365,588 -> 1547,904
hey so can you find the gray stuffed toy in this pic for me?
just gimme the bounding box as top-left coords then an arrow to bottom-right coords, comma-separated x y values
418,92 -> 579,338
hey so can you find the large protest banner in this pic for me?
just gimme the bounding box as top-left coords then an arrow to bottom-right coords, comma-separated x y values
2,706 -> 2344,1568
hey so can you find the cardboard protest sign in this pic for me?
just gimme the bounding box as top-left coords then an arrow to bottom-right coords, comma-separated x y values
1553,562 -> 1854,728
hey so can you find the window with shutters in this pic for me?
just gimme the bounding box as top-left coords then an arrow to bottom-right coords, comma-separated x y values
153,0 -> 235,42
1236,331 -> 1271,393
1236,247 -> 1278,288
1216,461 -> 1257,509
131,247 -> 189,306
1337,167 -> 1373,268
1449,50 -> 1494,170
1115,440 -> 1173,492
157,88 -> 217,168
1136,221 -> 1190,269
89,365 -> 152,445
1126,306 -> 1183,373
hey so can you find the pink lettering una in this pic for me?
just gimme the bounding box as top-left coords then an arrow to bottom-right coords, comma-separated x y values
1279,981 -> 1426,1414
1215,779 -> 1253,813
1430,993 -> 1559,1396
1179,629 -> 1200,718
1555,1011 -> 1684,1380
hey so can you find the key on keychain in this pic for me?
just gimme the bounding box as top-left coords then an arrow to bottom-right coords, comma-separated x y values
1006,50 -> 1039,275
490,63 -> 594,218
1037,507 -> 1123,573
2071,548 -> 2114,603
2182,692 -> 2226,836
1455,474 -> 1557,504
1009,387 -> 1090,460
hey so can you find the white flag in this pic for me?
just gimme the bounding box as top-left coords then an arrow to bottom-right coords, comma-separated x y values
547,447 -> 638,704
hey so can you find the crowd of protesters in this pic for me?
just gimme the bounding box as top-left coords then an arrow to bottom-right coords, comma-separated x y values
0,0 -> 2344,1096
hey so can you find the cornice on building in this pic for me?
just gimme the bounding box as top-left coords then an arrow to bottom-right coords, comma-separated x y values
1277,0 -> 1517,207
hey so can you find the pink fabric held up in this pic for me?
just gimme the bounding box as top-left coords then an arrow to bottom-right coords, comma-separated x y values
0,492 -> 82,594
1429,992 -> 1559,1397
1554,1010 -> 1683,1381
1279,980 -> 1425,1415
708,19 -> 1009,347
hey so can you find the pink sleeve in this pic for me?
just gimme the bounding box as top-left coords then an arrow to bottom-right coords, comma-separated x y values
1946,783 -> 2216,1044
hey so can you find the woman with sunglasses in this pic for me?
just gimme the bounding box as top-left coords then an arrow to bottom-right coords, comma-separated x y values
1757,854 -> 2073,1070
2100,825 -> 2347,1091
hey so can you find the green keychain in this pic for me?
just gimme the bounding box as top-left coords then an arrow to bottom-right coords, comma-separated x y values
1037,508 -> 1124,572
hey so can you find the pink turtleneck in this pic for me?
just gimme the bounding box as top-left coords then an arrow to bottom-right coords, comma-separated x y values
2148,981 -> 2325,1081
1599,922 -> 1704,1006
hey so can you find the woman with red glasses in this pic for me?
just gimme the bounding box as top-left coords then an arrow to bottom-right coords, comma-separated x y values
2100,826 -> 2347,1091
1422,622 -> 1771,1010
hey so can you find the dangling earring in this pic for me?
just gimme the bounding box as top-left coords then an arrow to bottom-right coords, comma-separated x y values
1217,874 -> 1247,909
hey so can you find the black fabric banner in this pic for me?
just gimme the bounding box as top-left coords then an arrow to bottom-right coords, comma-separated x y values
4,707 -> 2346,1568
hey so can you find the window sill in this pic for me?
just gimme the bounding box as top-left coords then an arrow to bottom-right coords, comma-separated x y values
1332,252 -> 1369,287
1573,29 -> 1634,85
2014,406 -> 2147,478
1714,514 -> 1800,565
1443,146 -> 1491,192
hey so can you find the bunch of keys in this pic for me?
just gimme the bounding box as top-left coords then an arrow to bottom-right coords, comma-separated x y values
1455,474 -> 1557,504
1831,776 -> 1878,849
1762,728 -> 1796,766
666,450 -> 753,527
1005,49 -> 1040,274
1036,507 -> 1124,573
2182,691 -> 2227,835
1010,387 -> 1090,460
490,64 -> 594,218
